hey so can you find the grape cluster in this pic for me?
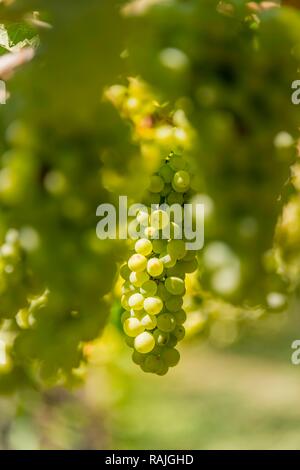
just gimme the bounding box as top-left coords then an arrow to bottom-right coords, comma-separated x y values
120,153 -> 197,375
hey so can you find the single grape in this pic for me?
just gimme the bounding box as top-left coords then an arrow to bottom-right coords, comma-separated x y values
165,276 -> 186,295
134,331 -> 155,354
140,279 -> 157,296
165,296 -> 183,312
173,309 -> 186,324
149,175 -> 164,193
166,264 -> 186,278
125,336 -> 135,348
156,361 -> 169,376
160,253 -> 177,268
128,293 -> 145,310
180,258 -> 198,273
156,283 -> 171,302
135,238 -> 153,256
120,263 -> 130,280
157,313 -> 176,332
182,250 -> 197,261
169,154 -> 186,171
132,350 -> 145,365
121,311 -> 130,323
128,254 -> 147,272
167,239 -> 186,260
146,192 -> 161,205
159,163 -> 174,183
167,191 -> 184,205
144,354 -> 161,373
172,170 -> 190,193
143,296 -> 163,315
124,317 -> 144,337
161,183 -> 172,197
153,329 -> 169,346
167,335 -> 178,348
121,294 -> 130,311
147,258 -> 164,277
152,239 -> 167,254
173,325 -> 185,340
129,270 -> 149,287
162,347 -> 180,367
141,313 -> 157,330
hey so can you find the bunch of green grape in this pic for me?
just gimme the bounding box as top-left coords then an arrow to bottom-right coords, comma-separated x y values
120,153 -> 198,375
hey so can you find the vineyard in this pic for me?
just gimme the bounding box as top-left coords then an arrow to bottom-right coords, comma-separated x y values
0,0 -> 300,450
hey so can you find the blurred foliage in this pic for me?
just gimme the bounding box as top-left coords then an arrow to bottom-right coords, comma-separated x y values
0,0 -> 298,394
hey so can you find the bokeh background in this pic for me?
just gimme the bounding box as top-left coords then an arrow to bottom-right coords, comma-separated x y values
0,0 -> 299,450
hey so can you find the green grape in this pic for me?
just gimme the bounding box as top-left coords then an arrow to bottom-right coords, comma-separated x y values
153,329 -> 169,346
125,336 -> 135,348
167,335 -> 178,348
134,331 -> 155,354
120,263 -> 131,280
161,347 -> 180,367
160,253 -> 177,268
121,281 -> 136,294
121,311 -> 130,323
135,238 -> 153,256
146,192 -> 161,205
128,293 -> 145,310
152,239 -> 167,254
150,210 -> 169,230
172,170 -> 190,193
141,313 -> 157,330
173,309 -> 186,324
166,264 -> 186,278
182,250 -> 197,262
167,239 -> 186,260
140,279 -> 157,296
165,276 -> 185,295
149,175 -> 164,193
124,318 -> 144,337
167,191 -> 184,205
129,270 -> 149,287
173,325 -> 185,341
143,296 -> 163,315
169,154 -> 186,171
165,296 -> 183,312
144,354 -> 161,373
128,254 -> 147,272
156,361 -> 169,376
159,163 -> 174,183
121,294 -> 130,311
132,350 -> 145,365
157,313 -> 176,332
161,183 -> 172,197
147,258 -> 164,277
180,259 -> 198,273
156,283 -> 171,302
140,360 -> 153,373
